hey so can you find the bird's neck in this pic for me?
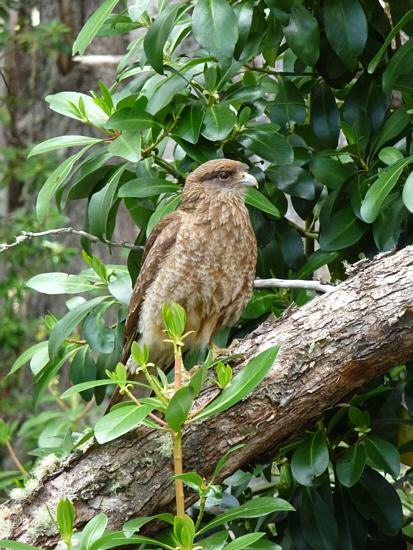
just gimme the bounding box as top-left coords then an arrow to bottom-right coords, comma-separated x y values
182,188 -> 249,229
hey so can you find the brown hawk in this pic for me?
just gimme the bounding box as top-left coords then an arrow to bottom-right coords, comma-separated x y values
109,159 -> 258,406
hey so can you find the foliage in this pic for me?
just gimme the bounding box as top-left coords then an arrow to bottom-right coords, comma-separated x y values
3,0 -> 413,547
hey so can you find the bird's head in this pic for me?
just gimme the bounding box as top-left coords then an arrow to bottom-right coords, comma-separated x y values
183,159 -> 258,200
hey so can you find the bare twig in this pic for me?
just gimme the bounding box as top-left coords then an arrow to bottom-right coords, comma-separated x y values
254,278 -> 334,293
0,227 -> 143,253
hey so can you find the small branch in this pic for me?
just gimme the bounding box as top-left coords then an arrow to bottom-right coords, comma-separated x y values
5,441 -> 28,478
245,65 -> 318,78
254,278 -> 334,294
0,228 -> 143,253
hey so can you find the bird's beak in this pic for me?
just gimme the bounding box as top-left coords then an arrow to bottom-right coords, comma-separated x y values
239,172 -> 258,188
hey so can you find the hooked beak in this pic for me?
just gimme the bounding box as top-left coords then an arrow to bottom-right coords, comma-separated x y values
239,172 -> 258,188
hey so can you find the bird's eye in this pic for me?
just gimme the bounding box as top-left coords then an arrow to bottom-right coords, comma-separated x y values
219,171 -> 230,180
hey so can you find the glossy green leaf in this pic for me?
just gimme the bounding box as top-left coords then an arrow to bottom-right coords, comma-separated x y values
335,486 -> 368,550
383,38 -> 413,92
267,165 -> 315,199
8,342 -> 48,376
118,178 -> 180,198
211,443 -> 245,481
61,379 -> 120,399
348,468 -> 402,537
83,308 -> 115,354
239,126 -> 293,164
108,271 -> 132,305
49,296 -> 108,359
283,3 -> 319,66
201,104 -> 236,141
301,487 -> 338,550
192,0 -> 238,60
95,403 -> 156,443
336,444 -> 366,487
89,532 -> 171,550
268,78 -> 306,128
26,273 -> 95,294
79,514 -> 108,550
73,0 -> 120,55
378,147 -> 404,166
46,91 -> 108,127
29,135 -> 102,157
172,472 -> 204,491
369,106 -> 411,158
243,290 -> 282,320
194,346 -> 279,421
56,497 -> 75,539
198,531 -> 228,550
105,99 -> 154,131
245,188 -> 281,218
291,431 -> 329,486
320,208 -> 366,251
36,146 -> 90,222
144,3 -> 185,73
198,496 -> 294,535
360,157 -> 413,223
165,386 -> 194,431
310,83 -> 340,148
88,164 -> 126,238
146,73 -> 188,115
363,435 -> 400,478
108,133 -> 141,162
225,533 -> 265,550
69,346 -> 96,402
0,542 -> 42,550
403,171 -> 413,212
146,194 -> 181,237
324,0 -> 367,70
123,514 -> 174,537
298,250 -> 338,280
310,156 -> 354,190
174,105 -> 205,144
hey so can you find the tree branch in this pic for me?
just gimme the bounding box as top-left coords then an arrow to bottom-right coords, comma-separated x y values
254,278 -> 333,293
0,227 -> 143,253
2,246 -> 413,545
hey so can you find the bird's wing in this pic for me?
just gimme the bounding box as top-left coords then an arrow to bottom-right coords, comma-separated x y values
120,210 -> 183,364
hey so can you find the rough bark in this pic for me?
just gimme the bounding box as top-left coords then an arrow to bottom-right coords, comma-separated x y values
2,246 -> 413,545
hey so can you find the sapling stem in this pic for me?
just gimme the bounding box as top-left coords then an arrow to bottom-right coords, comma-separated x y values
173,346 -> 186,517
6,441 -> 28,478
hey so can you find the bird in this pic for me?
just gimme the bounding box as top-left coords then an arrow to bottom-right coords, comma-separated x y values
108,158 -> 258,408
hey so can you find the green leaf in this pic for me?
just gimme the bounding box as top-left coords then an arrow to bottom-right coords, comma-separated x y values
8,341 -> 48,376
379,147 -> 404,166
283,3 -> 319,66
310,83 -> 340,148
336,444 -> 366,487
56,497 -> 75,539
29,135 -> 102,157
369,106 -> 411,158
83,309 -> 115,354
144,3 -> 185,74
36,146 -> 90,222
202,104 -> 236,141
172,472 -> 204,491
211,443 -> 245,481
225,533 -> 265,550
320,208 -> 366,251
368,9 -> 413,74
94,403 -> 156,443
245,188 -> 281,218
123,514 -> 174,537
69,347 -> 96,401
267,165 -> 315,200
192,0 -> 238,60
239,126 -> 293,164
194,346 -> 279,421
243,291 -> 282,320
268,78 -> 306,128
61,379 -> 118,399
73,0 -> 120,55
174,105 -> 204,144
108,133 -> 141,162
383,38 -> 413,92
324,0 -> 367,70
363,435 -> 400,478
403,171 -> 413,212
46,92 -> 109,127
89,532 -> 171,550
88,164 -> 126,238
105,99 -> 155,132
348,467 -> 402,537
79,514 -> 108,550
198,531 -> 228,550
108,271 -> 132,305
0,543 -> 42,550
197,497 -> 294,535
118,178 -> 180,198
310,156 -> 354,190
301,487 -> 338,550
146,194 -> 181,237
291,431 -> 329,486
49,296 -> 108,359
298,250 -> 338,280
166,386 -> 194,431
26,273 -> 95,294
360,157 -> 413,223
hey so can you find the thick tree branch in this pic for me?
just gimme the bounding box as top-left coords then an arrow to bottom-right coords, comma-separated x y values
2,246 -> 413,545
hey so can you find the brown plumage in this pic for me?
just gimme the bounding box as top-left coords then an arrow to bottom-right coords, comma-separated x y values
109,159 -> 257,407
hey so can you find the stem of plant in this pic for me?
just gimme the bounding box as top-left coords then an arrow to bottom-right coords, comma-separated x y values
6,441 -> 28,478
194,495 -> 206,532
173,346 -> 185,517
123,386 -> 169,428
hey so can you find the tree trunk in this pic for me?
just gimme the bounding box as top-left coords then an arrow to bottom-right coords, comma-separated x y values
2,246 -> 413,545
